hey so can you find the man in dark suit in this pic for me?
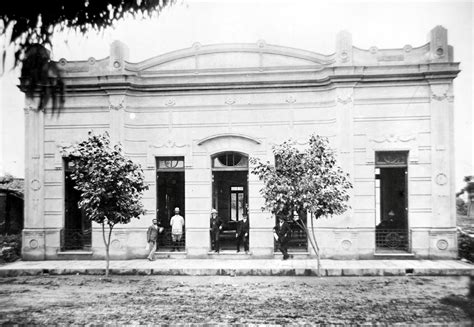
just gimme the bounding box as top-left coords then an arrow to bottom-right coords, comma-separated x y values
146,218 -> 164,261
274,216 -> 291,260
236,214 -> 249,253
210,208 -> 222,253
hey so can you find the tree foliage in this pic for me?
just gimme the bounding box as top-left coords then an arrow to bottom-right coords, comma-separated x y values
68,131 -> 148,276
1,0 -> 174,113
251,135 -> 352,275
1,0 -> 175,66
19,44 -> 65,113
251,134 -> 352,219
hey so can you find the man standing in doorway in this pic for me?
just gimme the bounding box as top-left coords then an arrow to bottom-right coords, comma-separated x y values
210,208 -> 222,253
236,214 -> 249,253
170,207 -> 185,251
273,216 -> 291,260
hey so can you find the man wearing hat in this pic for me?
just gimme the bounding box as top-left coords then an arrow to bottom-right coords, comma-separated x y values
170,207 -> 185,251
146,218 -> 164,261
210,208 -> 223,253
273,216 -> 291,260
236,213 -> 250,253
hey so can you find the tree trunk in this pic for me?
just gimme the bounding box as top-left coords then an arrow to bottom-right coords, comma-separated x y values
296,218 -> 321,277
310,213 -> 321,276
102,222 -> 114,277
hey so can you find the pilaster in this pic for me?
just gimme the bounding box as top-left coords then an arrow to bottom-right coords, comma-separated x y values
108,94 -> 126,145
22,98 -> 46,260
335,87 -> 355,221
429,82 -> 454,228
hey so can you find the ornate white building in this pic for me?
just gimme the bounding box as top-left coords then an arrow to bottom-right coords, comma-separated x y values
22,26 -> 459,260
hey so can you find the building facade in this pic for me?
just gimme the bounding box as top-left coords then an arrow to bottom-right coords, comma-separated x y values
22,26 -> 459,260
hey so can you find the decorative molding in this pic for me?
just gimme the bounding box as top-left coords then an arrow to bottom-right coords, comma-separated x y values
147,141 -> 190,168
369,134 -> 416,144
285,95 -> 296,104
430,84 -> 451,102
111,239 -> 122,249
436,239 -> 448,250
29,239 -> 39,249
25,97 -> 39,111
54,142 -> 79,169
197,133 -> 262,146
151,140 -> 188,149
341,240 -> 352,250
192,42 -> 202,51
164,98 -> 176,106
435,173 -> 448,186
225,98 -> 236,105
108,95 -> 125,110
336,95 -> 352,105
340,51 -> 349,63
369,46 -> 378,54
365,133 -> 419,164
432,93 -> 449,101
336,88 -> 353,105
31,179 -> 41,191
135,42 -> 335,72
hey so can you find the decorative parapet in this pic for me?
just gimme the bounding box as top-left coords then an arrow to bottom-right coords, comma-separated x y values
57,26 -> 458,91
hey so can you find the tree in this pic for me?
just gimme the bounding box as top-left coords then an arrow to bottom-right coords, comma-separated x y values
68,131 -> 148,277
1,0 -> 174,66
457,176 -> 474,219
251,135 -> 353,276
1,0 -> 175,112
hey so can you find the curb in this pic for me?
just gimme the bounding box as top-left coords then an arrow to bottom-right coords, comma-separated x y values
1,267 -> 473,277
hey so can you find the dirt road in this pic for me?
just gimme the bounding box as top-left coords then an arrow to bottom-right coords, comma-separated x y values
0,275 -> 472,325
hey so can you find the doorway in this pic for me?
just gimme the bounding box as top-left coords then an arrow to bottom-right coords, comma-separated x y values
156,157 -> 185,251
63,159 -> 91,251
374,151 -> 409,252
211,152 -> 249,251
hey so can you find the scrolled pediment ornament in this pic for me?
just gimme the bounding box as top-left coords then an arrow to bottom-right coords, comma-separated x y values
369,134 -> 416,143
152,139 -> 187,149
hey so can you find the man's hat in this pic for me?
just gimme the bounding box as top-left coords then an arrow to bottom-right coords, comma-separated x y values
174,207 -> 180,212
211,208 -> 218,214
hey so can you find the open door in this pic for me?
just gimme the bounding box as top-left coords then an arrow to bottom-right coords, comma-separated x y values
156,157 -> 185,251
375,151 -> 409,252
63,158 -> 91,251
211,152 -> 249,251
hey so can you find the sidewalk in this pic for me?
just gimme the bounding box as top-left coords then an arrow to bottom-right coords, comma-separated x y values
1,258 -> 473,277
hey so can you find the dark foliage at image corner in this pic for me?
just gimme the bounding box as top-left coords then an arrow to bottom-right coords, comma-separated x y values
0,0 -> 175,113
0,0 -> 175,65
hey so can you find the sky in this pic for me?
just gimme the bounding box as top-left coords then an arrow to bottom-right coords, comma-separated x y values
0,0 -> 472,189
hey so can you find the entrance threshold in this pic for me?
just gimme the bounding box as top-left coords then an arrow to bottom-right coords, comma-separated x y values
373,251 -> 415,259
154,251 -> 187,259
208,251 -> 252,259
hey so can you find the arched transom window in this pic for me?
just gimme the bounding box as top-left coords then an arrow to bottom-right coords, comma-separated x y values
212,152 -> 248,170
